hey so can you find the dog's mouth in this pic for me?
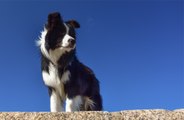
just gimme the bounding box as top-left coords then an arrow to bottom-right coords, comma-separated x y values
54,41 -> 76,50
47,37 -> 76,50
58,45 -> 76,49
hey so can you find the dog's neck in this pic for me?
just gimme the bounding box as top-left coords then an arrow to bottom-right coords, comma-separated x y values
55,49 -> 76,69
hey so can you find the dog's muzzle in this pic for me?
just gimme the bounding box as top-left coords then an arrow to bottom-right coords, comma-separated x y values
61,34 -> 76,48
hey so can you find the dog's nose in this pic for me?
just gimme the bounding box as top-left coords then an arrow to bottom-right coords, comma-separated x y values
69,39 -> 75,46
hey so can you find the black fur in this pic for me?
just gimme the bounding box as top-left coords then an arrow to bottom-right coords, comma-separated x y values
40,12 -> 102,111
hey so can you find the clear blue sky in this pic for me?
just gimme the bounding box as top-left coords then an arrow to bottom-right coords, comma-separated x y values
0,0 -> 183,112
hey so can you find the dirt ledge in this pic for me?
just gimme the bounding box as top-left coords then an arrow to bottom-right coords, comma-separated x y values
0,109 -> 184,120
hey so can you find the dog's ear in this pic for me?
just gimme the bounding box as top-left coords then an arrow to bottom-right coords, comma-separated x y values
46,12 -> 63,29
66,20 -> 80,29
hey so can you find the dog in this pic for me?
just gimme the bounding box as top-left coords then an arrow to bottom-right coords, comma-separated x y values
37,12 -> 102,112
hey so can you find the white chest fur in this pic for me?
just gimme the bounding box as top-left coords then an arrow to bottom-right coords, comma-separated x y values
42,63 -> 70,97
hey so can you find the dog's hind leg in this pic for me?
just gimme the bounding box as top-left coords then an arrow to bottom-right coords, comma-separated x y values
65,95 -> 83,112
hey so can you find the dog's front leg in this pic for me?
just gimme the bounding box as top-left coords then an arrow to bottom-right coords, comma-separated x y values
49,88 -> 64,112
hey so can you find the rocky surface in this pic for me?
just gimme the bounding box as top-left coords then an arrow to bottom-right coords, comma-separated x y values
0,109 -> 184,120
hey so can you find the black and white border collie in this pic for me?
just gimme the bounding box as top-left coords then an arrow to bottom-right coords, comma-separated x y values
37,12 -> 102,112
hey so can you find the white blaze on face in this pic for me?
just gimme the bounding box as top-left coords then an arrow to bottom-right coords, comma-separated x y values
62,23 -> 75,48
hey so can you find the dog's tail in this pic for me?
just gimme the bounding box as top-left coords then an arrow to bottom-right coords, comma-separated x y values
84,95 -> 103,111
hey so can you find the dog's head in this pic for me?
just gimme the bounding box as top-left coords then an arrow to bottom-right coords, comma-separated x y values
38,12 -> 80,63
45,12 -> 80,51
